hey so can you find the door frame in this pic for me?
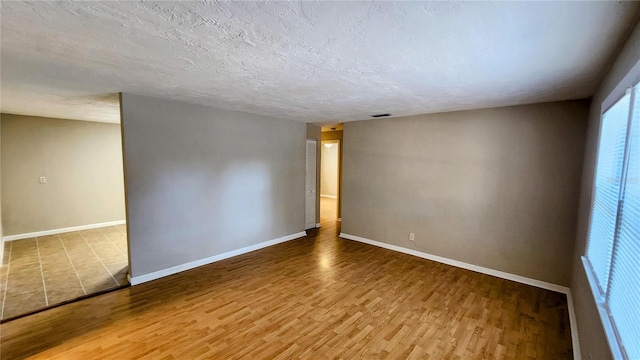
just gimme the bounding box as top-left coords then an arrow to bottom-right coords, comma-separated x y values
305,139 -> 318,229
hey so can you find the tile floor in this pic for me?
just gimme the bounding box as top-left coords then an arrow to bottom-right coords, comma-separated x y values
0,225 -> 129,321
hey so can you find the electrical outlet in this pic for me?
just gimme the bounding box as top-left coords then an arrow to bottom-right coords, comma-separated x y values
39,176 -> 47,184
409,233 -> 415,241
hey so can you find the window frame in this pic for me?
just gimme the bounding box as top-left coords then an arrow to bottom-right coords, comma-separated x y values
582,86 -> 637,360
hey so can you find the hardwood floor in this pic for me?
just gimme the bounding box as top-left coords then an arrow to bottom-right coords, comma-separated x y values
0,208 -> 572,359
320,196 -> 338,223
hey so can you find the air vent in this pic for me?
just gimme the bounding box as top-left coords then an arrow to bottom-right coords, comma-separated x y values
371,113 -> 391,118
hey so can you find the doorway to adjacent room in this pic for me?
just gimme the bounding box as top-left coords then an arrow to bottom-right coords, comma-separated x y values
319,124 -> 343,224
320,140 -> 339,222
0,100 -> 129,322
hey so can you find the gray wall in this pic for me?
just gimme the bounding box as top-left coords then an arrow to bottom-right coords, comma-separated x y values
571,20 -> 640,360
1,114 -> 125,235
342,101 -> 588,286
120,93 -> 305,278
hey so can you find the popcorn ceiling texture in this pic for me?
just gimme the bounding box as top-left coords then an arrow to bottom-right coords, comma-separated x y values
1,1 -> 639,123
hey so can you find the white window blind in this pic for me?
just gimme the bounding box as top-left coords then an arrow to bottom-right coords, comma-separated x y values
586,93 -> 630,294
606,88 -> 640,360
584,84 -> 639,360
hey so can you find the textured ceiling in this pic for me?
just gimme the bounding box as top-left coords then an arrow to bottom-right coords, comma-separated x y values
1,1 -> 639,124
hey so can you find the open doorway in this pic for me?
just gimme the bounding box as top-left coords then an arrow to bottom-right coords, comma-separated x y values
320,124 -> 343,225
0,100 -> 128,322
321,140 -> 339,222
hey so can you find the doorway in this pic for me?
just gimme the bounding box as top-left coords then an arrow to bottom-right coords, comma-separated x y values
321,140 -> 340,222
0,107 -> 129,322
319,124 -> 343,225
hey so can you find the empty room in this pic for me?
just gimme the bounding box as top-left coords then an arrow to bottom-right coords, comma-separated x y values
1,2 -> 639,360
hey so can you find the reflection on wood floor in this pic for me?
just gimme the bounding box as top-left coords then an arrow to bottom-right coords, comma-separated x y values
1,213 -> 571,359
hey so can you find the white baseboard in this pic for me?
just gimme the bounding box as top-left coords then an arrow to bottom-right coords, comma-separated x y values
316,223 -> 321,228
3,220 -> 127,242
129,231 -> 306,285
339,233 -> 570,294
320,194 -> 337,199
566,291 -> 582,360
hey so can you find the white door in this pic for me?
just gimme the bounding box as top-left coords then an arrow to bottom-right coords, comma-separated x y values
305,139 -> 317,229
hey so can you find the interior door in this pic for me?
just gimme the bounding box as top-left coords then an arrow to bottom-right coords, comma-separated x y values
305,139 -> 317,229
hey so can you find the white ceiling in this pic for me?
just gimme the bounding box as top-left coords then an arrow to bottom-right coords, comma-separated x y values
1,1 -> 639,124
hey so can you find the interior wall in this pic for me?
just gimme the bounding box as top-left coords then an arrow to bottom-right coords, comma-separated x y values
571,19 -> 640,360
120,93 -> 305,279
321,141 -> 339,197
342,100 -> 588,286
1,114 -> 126,236
306,124 -> 321,225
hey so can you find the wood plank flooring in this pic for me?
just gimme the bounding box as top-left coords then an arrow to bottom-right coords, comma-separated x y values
0,199 -> 572,359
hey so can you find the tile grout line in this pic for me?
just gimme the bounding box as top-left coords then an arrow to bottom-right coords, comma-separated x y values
59,234 -> 88,295
34,238 -> 50,306
1,241 -> 13,320
97,227 -> 128,260
79,231 -> 121,287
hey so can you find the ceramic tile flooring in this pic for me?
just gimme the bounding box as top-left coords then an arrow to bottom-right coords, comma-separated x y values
0,225 -> 129,321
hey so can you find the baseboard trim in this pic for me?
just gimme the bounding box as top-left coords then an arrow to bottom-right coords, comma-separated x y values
129,231 -> 307,285
320,194 -> 337,199
566,291 -> 582,360
338,233 -> 570,294
3,220 -> 127,242
316,223 -> 321,228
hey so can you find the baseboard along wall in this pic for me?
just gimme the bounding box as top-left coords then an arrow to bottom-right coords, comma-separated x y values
129,231 -> 307,285
3,220 -> 127,242
566,291 -> 582,360
339,232 -> 569,293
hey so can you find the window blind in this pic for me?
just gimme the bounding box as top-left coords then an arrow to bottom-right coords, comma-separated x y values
584,84 -> 639,360
606,88 -> 639,360
586,93 -> 630,295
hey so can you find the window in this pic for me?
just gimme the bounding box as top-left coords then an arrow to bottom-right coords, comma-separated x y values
584,84 -> 639,360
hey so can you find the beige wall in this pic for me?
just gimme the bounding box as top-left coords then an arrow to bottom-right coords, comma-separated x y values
342,100 -> 588,286
1,114 -> 125,235
571,19 -> 640,360
321,141 -> 339,197
121,94 -> 305,279
306,124 -> 321,225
